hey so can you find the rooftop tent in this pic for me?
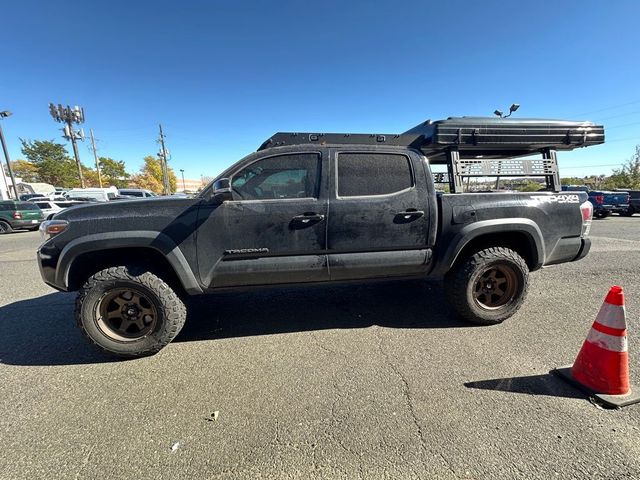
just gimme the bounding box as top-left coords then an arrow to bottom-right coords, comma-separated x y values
403,117 -> 605,162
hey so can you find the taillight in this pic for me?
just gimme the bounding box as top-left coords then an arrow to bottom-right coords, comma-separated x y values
580,201 -> 592,236
12,211 -> 22,219
594,195 -> 604,204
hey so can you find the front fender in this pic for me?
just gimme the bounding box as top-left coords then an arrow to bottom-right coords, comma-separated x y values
56,230 -> 203,294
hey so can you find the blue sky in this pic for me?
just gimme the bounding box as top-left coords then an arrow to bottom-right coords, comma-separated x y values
2,0 -> 639,181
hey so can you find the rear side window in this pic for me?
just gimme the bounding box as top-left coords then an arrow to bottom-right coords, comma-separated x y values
17,202 -> 40,210
35,202 -> 51,209
0,202 -> 15,211
337,153 -> 413,197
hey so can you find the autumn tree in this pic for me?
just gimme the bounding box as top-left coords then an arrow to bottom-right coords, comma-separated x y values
9,160 -> 40,182
130,156 -> 177,194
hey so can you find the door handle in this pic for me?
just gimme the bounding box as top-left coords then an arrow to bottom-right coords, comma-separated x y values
292,213 -> 325,224
396,209 -> 424,220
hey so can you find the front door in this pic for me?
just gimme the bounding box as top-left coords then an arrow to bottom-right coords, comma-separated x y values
197,151 -> 329,288
327,149 -> 432,280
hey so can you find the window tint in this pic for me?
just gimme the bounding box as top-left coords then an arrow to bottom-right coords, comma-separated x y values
231,153 -> 321,200
35,202 -> 51,209
337,153 -> 413,197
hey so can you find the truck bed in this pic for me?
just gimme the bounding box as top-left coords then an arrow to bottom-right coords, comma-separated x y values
430,190 -> 589,276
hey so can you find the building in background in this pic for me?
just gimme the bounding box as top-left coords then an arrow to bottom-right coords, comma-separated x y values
180,178 -> 206,194
0,165 -> 9,200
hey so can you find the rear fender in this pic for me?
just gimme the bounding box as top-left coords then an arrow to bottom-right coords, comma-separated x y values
433,218 -> 545,276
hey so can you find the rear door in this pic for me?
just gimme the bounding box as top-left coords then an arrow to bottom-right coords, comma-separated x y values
327,148 -> 432,280
196,150 -> 329,288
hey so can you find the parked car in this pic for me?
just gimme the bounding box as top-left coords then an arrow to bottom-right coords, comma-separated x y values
19,193 -> 47,201
37,115 -> 603,356
65,187 -> 120,202
31,199 -> 89,220
614,189 -> 640,216
0,200 -> 44,233
118,188 -> 157,198
561,186 -> 628,219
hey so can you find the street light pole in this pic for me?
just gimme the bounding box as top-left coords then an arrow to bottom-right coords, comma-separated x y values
0,111 -> 19,200
180,169 -> 185,193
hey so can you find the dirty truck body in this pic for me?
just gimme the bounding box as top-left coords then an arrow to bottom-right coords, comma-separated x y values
37,116 -> 604,356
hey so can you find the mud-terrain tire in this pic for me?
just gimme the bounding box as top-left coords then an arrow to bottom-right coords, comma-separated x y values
75,266 -> 186,357
0,221 -> 13,234
445,247 -> 529,325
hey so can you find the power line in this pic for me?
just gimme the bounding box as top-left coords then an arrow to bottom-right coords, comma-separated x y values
594,109 -> 640,122
570,99 -> 640,117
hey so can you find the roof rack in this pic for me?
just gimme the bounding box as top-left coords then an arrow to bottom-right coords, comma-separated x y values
258,117 -> 605,193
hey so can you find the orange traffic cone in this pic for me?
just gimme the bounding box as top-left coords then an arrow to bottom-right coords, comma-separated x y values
553,286 -> 640,408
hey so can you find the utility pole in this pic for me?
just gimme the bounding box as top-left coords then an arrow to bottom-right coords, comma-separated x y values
0,111 -> 19,200
158,124 -> 171,195
180,169 -> 186,192
89,129 -> 103,188
49,103 -> 86,188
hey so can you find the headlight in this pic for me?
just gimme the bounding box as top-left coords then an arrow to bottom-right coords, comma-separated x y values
39,220 -> 69,242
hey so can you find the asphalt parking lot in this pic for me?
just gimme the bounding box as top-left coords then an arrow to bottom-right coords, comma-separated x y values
1,218 -> 639,479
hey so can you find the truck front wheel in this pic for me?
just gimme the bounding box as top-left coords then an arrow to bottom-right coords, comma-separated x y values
75,266 -> 186,357
445,247 -> 529,325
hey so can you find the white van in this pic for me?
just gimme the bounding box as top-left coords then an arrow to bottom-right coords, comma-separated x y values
65,187 -> 119,202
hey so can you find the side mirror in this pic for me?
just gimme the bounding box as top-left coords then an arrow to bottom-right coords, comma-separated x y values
211,178 -> 233,203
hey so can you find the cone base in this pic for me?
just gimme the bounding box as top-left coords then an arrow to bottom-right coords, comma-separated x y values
552,366 -> 640,408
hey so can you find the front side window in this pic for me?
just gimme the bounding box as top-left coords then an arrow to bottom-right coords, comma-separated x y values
337,153 -> 413,197
231,153 -> 321,200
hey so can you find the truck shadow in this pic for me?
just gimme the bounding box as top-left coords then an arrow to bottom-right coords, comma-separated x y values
464,374 -> 585,400
0,280 -> 472,366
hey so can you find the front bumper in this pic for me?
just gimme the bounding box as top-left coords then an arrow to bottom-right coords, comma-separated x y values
37,243 -> 65,291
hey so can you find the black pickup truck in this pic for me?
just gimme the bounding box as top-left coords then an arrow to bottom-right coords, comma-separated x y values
37,116 -> 603,356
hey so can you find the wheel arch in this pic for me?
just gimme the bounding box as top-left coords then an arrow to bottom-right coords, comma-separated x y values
58,231 -> 203,294
438,219 -> 545,275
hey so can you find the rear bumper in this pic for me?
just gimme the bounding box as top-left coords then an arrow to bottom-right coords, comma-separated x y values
572,238 -> 591,262
612,204 -> 630,213
11,219 -> 42,229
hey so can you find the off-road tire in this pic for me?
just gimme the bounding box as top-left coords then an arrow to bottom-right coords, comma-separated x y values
0,221 -> 13,234
619,208 -> 634,217
445,247 -> 529,325
75,266 -> 186,357
594,210 -> 609,219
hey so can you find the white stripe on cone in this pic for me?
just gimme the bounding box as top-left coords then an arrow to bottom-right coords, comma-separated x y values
585,329 -> 628,353
595,302 -> 627,330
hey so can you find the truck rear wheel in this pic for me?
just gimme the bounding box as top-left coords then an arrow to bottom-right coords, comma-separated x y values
75,266 -> 186,357
445,247 -> 529,325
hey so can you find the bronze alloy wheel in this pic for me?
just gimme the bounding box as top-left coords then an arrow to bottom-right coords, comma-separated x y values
473,264 -> 518,310
95,288 -> 158,342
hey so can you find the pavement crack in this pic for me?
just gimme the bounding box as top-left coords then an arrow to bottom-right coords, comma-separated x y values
74,444 -> 94,480
375,326 -> 439,477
